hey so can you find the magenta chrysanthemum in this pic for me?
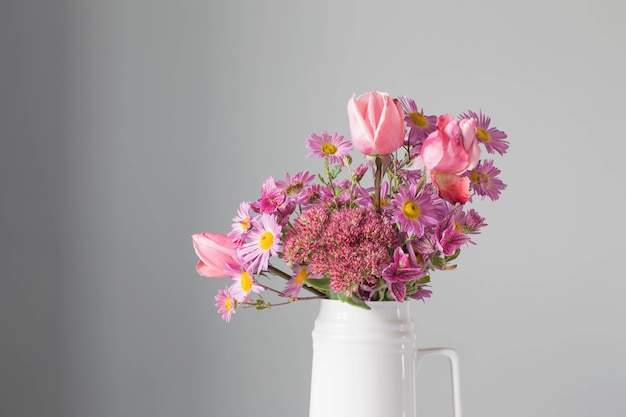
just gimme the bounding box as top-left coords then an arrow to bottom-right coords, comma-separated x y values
306,131 -> 352,164
390,184 -> 443,237
250,177 -> 286,214
283,207 -> 398,295
460,110 -> 509,155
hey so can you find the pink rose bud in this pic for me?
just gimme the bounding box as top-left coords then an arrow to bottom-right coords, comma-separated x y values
347,91 -> 406,155
422,114 -> 480,175
192,232 -> 240,278
422,114 -> 481,204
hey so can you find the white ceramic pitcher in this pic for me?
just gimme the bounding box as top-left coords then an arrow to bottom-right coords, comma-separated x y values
309,299 -> 462,417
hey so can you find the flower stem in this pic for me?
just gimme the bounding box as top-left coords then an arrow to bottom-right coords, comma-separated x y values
373,156 -> 383,212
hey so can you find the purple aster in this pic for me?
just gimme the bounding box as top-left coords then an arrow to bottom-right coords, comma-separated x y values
396,95 -> 437,150
237,213 -> 282,273
456,208 -> 487,236
306,131 -> 352,164
465,159 -> 507,201
390,183 -> 443,237
460,110 -> 509,155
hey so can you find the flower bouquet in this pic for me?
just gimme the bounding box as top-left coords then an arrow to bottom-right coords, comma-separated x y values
192,91 -> 508,321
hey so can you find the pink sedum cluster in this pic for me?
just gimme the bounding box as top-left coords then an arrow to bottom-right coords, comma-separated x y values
283,206 -> 397,295
192,91 -> 509,321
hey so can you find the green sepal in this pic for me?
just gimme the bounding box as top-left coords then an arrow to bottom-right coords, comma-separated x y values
445,249 -> 461,262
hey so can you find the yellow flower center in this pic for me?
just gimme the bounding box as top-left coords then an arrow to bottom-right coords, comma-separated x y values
240,271 -> 252,292
476,127 -> 490,143
470,169 -> 479,183
259,231 -> 274,250
409,112 -> 427,127
402,201 -> 420,220
295,268 -> 308,284
224,297 -> 233,312
322,143 -> 338,155
240,217 -> 250,231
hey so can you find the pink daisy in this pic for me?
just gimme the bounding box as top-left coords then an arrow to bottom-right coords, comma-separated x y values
237,213 -> 282,273
390,183 -> 443,237
306,131 -> 352,164
460,110 -> 509,155
214,288 -> 236,322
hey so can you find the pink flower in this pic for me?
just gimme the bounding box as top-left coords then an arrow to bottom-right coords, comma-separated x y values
422,115 -> 481,204
214,288 -> 236,322
347,91 -> 406,155
422,114 -> 480,174
192,232 -> 240,278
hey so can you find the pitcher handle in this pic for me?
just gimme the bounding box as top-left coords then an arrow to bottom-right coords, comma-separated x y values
416,347 -> 462,417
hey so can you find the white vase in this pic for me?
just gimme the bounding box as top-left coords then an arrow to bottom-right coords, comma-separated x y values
308,299 -> 462,417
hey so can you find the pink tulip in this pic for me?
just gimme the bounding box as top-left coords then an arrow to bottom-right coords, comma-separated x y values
422,115 -> 480,204
192,232 -> 240,278
347,91 -> 406,155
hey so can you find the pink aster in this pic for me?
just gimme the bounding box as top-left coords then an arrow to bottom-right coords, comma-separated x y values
225,264 -> 264,302
466,159 -> 507,201
215,288 -> 236,322
275,171 -> 316,203
396,95 -> 437,150
306,131 -> 352,164
228,201 -> 252,243
283,265 -> 324,298
460,110 -> 509,155
390,183 -> 443,237
237,213 -> 282,273
250,176 -> 286,214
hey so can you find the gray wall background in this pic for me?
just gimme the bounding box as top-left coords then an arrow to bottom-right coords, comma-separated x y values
2,1 -> 625,416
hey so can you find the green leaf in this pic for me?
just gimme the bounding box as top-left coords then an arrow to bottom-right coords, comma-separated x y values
336,292 -> 371,310
305,277 -> 331,292
431,255 -> 445,269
